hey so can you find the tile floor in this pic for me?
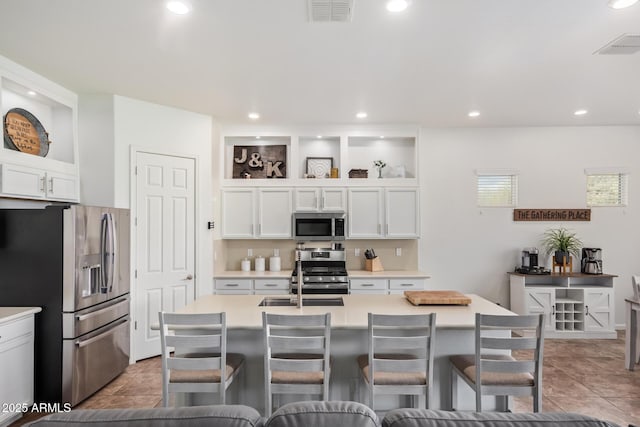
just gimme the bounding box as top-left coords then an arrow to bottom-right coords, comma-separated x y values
12,331 -> 640,426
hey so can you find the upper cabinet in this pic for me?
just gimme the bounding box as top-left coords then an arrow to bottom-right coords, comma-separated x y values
219,129 -> 418,187
0,55 -> 79,202
347,188 -> 420,239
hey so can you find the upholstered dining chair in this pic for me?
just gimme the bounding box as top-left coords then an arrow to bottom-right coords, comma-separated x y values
158,311 -> 245,407
449,313 -> 545,412
357,312 -> 437,411
263,312 -> 331,416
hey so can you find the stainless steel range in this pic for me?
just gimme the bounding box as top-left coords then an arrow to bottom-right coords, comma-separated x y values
290,248 -> 349,294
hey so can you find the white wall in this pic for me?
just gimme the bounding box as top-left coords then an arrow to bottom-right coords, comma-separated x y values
112,95 -> 214,296
79,94 -> 115,206
79,94 -> 214,296
420,126 -> 640,326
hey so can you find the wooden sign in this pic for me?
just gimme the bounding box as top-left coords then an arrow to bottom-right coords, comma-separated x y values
513,209 -> 591,222
3,108 -> 50,157
232,145 -> 286,179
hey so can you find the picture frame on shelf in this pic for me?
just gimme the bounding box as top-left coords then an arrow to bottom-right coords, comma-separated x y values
306,157 -> 333,179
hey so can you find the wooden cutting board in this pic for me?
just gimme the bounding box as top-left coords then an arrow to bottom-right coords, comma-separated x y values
404,290 -> 471,306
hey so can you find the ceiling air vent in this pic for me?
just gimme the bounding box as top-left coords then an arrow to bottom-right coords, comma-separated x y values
308,0 -> 354,22
594,33 -> 640,55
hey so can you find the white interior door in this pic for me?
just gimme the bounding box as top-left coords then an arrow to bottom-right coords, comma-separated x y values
134,152 -> 196,360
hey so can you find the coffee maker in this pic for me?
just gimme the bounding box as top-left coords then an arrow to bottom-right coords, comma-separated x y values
581,248 -> 603,274
516,247 -> 549,274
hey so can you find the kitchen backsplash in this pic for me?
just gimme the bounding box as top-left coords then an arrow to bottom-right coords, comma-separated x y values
215,240 -> 418,272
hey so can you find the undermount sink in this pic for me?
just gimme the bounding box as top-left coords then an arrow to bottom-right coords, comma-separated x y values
258,297 -> 344,307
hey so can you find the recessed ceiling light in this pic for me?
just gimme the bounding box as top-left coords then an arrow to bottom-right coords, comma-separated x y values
248,112 -> 260,120
468,111 -> 480,118
166,1 -> 191,14
356,112 -> 368,119
386,0 -> 409,12
317,135 -> 323,139
255,136 -> 261,139
380,136 -> 385,139
608,0 -> 639,9
574,109 -> 588,116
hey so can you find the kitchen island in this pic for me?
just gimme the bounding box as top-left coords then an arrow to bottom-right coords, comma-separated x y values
176,294 -> 514,412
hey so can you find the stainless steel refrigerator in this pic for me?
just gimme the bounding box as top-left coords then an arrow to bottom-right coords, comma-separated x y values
0,205 -> 130,406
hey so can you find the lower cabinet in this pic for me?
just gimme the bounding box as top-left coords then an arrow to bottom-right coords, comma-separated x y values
0,315 -> 36,426
214,278 -> 290,295
350,277 -> 426,295
509,273 -> 616,338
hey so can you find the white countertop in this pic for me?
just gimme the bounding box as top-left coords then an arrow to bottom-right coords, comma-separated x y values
215,270 -> 430,279
177,294 -> 512,329
0,307 -> 42,323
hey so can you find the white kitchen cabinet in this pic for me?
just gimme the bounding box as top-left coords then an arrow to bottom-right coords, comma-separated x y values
214,278 -> 290,295
348,188 -> 419,239
509,273 -> 616,338
0,163 -> 78,202
0,55 -> 80,203
385,188 -> 420,238
0,310 -> 38,427
221,189 -> 255,238
294,187 -> 346,212
348,188 -> 384,238
388,278 -> 426,294
222,188 -> 292,239
257,188 -> 292,238
350,276 -> 427,295
524,288 -> 556,332
584,288 -> 614,333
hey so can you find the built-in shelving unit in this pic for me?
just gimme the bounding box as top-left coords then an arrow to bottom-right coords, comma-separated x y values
220,129 -> 418,187
0,55 -> 79,202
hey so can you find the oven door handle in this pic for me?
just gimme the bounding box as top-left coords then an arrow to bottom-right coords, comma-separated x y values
75,317 -> 128,348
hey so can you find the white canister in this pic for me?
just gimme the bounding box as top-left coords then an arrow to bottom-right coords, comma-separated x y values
255,256 -> 265,272
269,256 -> 281,272
241,258 -> 251,272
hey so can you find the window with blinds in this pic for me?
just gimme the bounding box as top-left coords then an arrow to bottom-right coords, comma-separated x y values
476,173 -> 518,207
586,173 -> 628,206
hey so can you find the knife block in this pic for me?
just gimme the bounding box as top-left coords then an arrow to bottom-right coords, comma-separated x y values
365,257 -> 384,272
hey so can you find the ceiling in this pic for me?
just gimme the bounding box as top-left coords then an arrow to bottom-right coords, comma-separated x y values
0,0 -> 639,127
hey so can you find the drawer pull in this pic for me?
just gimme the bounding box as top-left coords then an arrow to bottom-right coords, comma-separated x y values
400,283 -> 413,287
361,283 -> 374,287
264,284 -> 277,287
225,284 -> 239,287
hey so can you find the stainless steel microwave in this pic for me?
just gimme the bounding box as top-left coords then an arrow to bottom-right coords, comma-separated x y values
293,212 -> 346,242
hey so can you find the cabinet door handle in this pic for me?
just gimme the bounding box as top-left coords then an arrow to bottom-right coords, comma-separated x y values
585,305 -> 589,316
322,196 -> 325,210
258,224 -> 261,235
551,306 -> 556,315
225,283 -> 239,287
49,178 -> 54,193
386,224 -> 389,235
378,224 -> 381,234
40,177 -> 46,193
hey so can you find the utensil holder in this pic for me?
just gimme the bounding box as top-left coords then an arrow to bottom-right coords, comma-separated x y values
365,257 -> 384,272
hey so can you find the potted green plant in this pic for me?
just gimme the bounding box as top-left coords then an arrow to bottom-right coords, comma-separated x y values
541,227 -> 583,265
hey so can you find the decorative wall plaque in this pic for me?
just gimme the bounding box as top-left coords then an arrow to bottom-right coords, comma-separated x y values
232,145 -> 286,179
513,209 -> 591,222
3,108 -> 51,156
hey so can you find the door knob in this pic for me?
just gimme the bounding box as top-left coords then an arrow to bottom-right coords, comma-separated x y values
185,274 -> 193,280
